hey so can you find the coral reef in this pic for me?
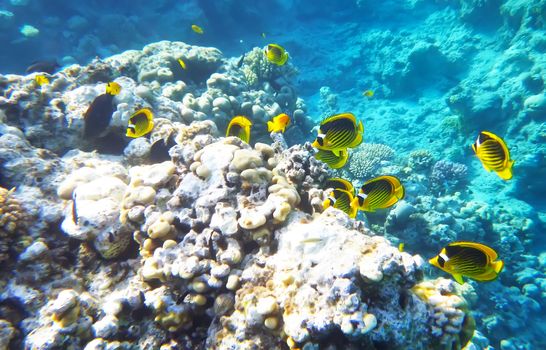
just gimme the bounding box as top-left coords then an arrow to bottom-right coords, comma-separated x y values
344,143 -> 395,180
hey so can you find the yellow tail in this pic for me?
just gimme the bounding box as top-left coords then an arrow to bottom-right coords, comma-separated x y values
267,120 -> 274,132
492,260 -> 504,274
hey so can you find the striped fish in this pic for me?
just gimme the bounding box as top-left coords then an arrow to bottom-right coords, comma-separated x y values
429,241 -> 504,284
323,188 -> 358,218
226,116 -> 252,143
324,177 -> 354,195
312,113 -> 364,155
472,131 -> 514,180
314,149 -> 349,169
351,175 -> 404,212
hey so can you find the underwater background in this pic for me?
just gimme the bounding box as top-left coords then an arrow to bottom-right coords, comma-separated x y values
0,0 -> 545,349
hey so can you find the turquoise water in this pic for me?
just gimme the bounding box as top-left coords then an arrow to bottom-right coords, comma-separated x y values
1,0 -> 545,349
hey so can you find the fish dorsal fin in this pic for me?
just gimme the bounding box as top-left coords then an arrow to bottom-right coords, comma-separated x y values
321,113 -> 357,127
449,241 -> 498,261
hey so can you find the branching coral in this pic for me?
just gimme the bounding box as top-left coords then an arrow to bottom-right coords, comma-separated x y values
430,160 -> 468,194
408,149 -> 435,171
347,143 -> 395,180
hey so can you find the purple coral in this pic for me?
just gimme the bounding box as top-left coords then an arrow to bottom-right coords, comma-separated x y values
430,160 -> 468,194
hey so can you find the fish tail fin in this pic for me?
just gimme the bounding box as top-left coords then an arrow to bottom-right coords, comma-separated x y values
496,167 -> 513,180
267,120 -> 274,132
350,197 -> 360,212
452,273 -> 465,285
492,260 -> 504,274
323,199 -> 331,209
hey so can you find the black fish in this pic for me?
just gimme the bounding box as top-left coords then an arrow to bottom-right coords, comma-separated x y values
237,54 -> 245,68
84,94 -> 115,138
150,134 -> 176,163
26,61 -> 60,74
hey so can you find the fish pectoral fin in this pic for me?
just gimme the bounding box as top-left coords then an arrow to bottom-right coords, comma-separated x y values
452,273 -> 465,285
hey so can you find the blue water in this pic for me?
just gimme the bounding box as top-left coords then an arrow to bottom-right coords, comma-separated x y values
1,0 -> 545,348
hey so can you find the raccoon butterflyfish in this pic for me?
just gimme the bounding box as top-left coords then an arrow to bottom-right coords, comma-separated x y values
350,175 -> 404,212
323,188 -> 358,218
126,108 -> 154,138
178,58 -> 187,70
314,149 -> 349,169
324,177 -> 354,195
192,24 -> 204,34
472,131 -> 514,180
26,60 -> 59,74
264,44 -> 288,66
83,82 -> 122,138
226,116 -> 252,143
363,89 -> 374,98
429,241 -> 504,284
312,113 -> 364,156
34,75 -> 49,86
267,113 -> 290,133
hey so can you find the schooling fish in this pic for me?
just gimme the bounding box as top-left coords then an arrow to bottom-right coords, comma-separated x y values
178,58 -> 187,70
192,24 -> 204,34
324,177 -> 354,195
126,108 -> 154,138
226,116 -> 252,143
26,60 -> 60,74
83,82 -> 121,138
429,241 -> 504,284
314,148 -> 349,169
267,113 -> 290,133
351,175 -> 404,212
312,113 -> 364,155
323,188 -> 358,219
34,75 -> 49,86
264,44 -> 288,66
472,131 -> 514,180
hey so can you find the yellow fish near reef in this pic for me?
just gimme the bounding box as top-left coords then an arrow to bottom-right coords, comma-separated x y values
178,58 -> 187,70
264,44 -> 288,66
226,116 -> 252,143
351,175 -> 404,212
34,74 -> 49,86
126,108 -> 154,138
105,82 -> 121,96
267,113 -> 290,133
323,188 -> 358,219
312,113 -> 363,156
363,89 -> 374,98
325,177 -> 354,195
192,24 -> 204,34
83,82 -> 121,138
429,241 -> 504,285
472,131 -> 514,180
314,149 -> 349,169
398,243 -> 405,252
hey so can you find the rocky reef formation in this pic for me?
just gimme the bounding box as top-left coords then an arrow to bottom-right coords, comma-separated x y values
0,41 -> 478,349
